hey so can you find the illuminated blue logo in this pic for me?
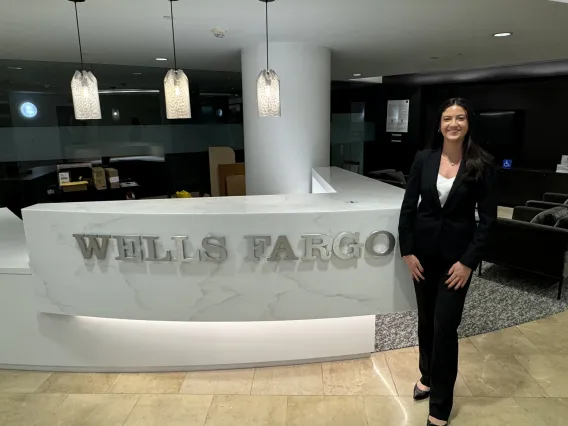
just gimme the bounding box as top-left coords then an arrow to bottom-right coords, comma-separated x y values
502,159 -> 513,169
20,102 -> 38,118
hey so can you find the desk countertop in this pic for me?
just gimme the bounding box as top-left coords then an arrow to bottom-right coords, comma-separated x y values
24,167 -> 404,215
0,208 -> 30,275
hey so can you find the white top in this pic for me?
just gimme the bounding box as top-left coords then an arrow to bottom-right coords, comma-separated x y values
437,174 -> 456,207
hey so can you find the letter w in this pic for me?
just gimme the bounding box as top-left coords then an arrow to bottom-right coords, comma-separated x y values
73,234 -> 110,260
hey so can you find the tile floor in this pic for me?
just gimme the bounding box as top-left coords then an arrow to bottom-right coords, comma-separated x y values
1,310 -> 568,425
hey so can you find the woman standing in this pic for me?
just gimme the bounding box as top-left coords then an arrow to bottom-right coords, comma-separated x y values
398,98 -> 497,426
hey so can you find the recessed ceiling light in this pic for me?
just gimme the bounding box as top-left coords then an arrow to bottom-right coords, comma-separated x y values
493,32 -> 512,37
353,73 -> 362,77
156,58 -> 168,61
133,72 -> 142,75
7,66 -> 22,70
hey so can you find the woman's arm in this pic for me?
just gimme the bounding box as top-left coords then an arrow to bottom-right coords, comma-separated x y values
459,164 -> 498,269
398,151 -> 424,257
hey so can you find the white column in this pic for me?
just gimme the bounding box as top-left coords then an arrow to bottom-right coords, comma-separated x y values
241,43 -> 331,195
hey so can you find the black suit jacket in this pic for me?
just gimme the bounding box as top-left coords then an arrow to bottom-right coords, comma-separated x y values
398,149 -> 497,269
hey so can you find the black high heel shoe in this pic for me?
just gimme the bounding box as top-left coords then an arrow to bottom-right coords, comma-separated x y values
413,382 -> 430,401
426,420 -> 448,426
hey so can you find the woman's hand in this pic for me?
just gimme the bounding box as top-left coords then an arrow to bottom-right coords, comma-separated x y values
446,262 -> 472,290
403,255 -> 425,282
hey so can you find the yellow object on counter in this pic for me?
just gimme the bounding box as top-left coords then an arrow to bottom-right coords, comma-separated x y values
175,190 -> 192,198
60,181 -> 88,187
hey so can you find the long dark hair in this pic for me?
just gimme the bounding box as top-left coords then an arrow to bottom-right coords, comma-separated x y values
430,98 -> 492,180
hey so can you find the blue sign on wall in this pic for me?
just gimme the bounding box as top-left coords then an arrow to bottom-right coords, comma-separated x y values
20,102 -> 38,118
502,159 -> 513,169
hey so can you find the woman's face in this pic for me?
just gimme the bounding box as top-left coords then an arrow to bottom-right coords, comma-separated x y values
440,105 -> 469,144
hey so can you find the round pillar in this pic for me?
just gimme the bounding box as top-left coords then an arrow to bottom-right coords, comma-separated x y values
241,42 -> 331,195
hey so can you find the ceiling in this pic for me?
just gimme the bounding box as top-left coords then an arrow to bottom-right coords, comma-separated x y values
1,0 -> 568,80
0,59 -> 241,95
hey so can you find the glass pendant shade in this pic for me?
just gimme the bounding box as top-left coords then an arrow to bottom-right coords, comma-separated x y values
71,70 -> 101,120
257,69 -> 280,117
164,69 -> 191,119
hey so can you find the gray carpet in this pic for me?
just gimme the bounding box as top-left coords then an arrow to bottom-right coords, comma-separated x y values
375,262 -> 568,352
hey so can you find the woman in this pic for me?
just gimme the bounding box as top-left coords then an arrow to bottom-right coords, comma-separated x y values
398,98 -> 497,426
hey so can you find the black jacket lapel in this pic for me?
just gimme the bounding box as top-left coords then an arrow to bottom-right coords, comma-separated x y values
427,150 -> 442,210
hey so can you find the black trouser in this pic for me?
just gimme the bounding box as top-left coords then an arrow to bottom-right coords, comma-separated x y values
414,255 -> 471,422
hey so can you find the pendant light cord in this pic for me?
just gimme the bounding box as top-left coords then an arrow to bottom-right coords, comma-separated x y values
265,0 -> 269,71
170,0 -> 178,70
73,1 -> 84,70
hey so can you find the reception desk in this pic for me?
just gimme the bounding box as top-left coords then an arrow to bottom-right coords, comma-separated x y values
0,167 -> 414,372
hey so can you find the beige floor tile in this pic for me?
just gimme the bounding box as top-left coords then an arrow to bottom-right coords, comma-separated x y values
108,372 -> 186,394
204,395 -> 286,426
286,396 -> 367,426
53,394 -> 139,426
0,393 -> 67,426
386,352 -> 471,397
381,347 -> 415,356
364,396 -> 429,426
36,373 -> 118,394
180,369 -> 254,395
518,321 -> 568,354
515,354 -> 568,397
525,315 -> 561,326
551,309 -> 568,323
458,338 -> 479,354
124,394 -> 212,426
515,397 -> 568,426
322,355 -> 397,396
0,370 -> 51,393
469,327 -> 540,354
385,352 -> 419,396
450,397 -> 533,425
459,353 -> 546,397
251,364 -> 322,396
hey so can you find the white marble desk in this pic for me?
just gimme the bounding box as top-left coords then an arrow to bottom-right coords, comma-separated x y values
0,208 -> 30,275
0,168 -> 414,371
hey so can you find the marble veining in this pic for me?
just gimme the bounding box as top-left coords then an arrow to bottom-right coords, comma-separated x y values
0,208 -> 30,275
22,168 -> 414,322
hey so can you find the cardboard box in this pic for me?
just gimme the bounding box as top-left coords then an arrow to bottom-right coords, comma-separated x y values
105,168 -> 120,189
92,167 -> 107,190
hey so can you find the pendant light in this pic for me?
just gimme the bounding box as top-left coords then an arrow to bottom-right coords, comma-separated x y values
69,0 -> 101,120
257,0 -> 280,117
164,0 -> 191,119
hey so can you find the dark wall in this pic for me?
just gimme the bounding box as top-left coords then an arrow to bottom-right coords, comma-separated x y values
331,82 -> 422,175
421,76 -> 568,171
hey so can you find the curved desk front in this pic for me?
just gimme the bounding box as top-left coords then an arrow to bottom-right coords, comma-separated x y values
0,167 -> 414,372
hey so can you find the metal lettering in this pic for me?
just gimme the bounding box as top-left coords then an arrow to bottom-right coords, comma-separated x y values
202,235 -> 227,262
114,235 -> 143,261
365,231 -> 395,257
73,234 -> 110,260
74,231 -> 396,263
302,234 -> 331,260
143,236 -> 172,262
332,232 -> 362,259
244,235 -> 271,261
268,236 -> 298,261
171,236 -> 200,262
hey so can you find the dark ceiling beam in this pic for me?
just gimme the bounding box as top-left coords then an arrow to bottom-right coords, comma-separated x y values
384,59 -> 568,85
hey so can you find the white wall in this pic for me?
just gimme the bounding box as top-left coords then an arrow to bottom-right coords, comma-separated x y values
242,43 -> 331,195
